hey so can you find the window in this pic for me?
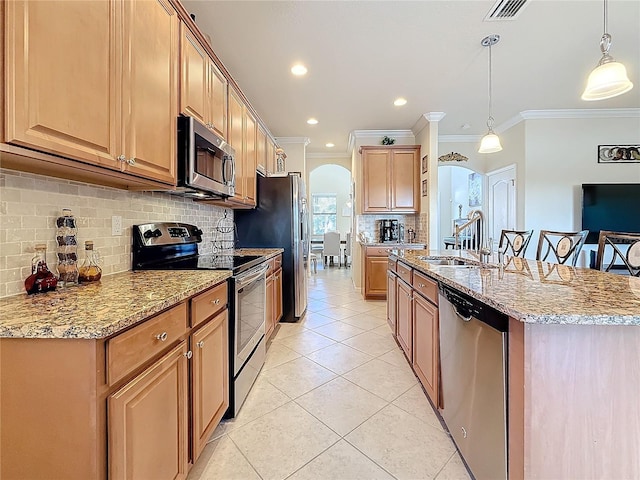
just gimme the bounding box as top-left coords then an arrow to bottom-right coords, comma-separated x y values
311,194 -> 337,235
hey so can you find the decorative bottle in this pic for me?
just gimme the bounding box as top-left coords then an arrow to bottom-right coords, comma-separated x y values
56,208 -> 79,286
79,241 -> 102,283
24,244 -> 58,294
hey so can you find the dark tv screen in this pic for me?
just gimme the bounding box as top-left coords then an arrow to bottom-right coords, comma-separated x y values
582,183 -> 640,243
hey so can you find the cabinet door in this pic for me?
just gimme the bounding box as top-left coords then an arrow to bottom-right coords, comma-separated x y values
413,293 -> 439,406
274,268 -> 283,322
109,341 -> 189,480
208,61 -> 228,139
5,0 -> 120,169
228,87 -> 245,201
364,256 -> 389,299
121,0 -> 178,185
396,280 -> 412,359
256,125 -> 267,172
192,311 -> 229,461
244,109 -> 257,205
180,24 -> 208,125
391,148 -> 419,212
266,137 -> 276,174
387,271 -> 397,335
362,150 -> 390,212
265,274 -> 275,339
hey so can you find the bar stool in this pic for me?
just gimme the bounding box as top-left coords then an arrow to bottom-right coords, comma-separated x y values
595,230 -> 640,276
536,230 -> 588,266
498,229 -> 533,257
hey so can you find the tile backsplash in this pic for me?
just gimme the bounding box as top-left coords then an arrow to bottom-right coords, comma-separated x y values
0,169 -> 233,298
356,214 -> 417,243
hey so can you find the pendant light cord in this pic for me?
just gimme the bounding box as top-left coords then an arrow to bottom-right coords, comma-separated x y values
487,41 -> 494,131
603,0 -> 607,35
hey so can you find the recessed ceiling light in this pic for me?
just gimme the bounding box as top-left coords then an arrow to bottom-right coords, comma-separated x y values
307,118 -> 318,125
326,143 -> 335,148
291,64 -> 307,76
394,97 -> 407,106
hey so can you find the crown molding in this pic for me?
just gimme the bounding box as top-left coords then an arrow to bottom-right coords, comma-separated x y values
423,112 -> 446,122
275,136 -> 311,147
347,129 -> 415,154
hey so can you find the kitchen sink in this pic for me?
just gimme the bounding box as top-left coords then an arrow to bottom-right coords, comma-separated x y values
418,257 -> 474,266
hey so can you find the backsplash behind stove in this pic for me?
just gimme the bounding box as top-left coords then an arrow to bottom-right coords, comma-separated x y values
0,169 -> 233,298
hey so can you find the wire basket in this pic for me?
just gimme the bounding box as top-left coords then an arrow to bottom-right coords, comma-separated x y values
213,210 -> 236,254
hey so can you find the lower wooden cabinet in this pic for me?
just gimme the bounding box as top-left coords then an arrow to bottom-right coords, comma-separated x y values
191,310 -> 229,459
387,269 -> 397,334
274,266 -> 283,322
396,279 -> 413,358
363,246 -> 392,299
266,271 -> 275,338
109,341 -> 190,480
265,255 -> 283,340
412,292 -> 439,405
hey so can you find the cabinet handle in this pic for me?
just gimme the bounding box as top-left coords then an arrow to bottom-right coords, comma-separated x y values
184,350 -> 193,359
117,154 -> 126,163
126,157 -> 136,166
418,283 -> 425,288
196,341 -> 205,348
156,332 -> 168,342
210,298 -> 221,305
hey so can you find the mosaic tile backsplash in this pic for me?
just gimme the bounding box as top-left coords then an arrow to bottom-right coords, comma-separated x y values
356,214 -> 418,243
0,169 -> 233,298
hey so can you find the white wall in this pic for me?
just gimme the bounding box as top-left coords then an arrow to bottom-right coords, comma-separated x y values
308,164 -> 352,237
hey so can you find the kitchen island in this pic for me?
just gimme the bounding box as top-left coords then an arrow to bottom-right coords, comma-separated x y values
392,249 -> 640,479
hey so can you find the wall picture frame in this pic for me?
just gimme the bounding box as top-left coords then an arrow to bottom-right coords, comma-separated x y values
421,179 -> 428,197
598,145 -> 640,163
421,154 -> 428,174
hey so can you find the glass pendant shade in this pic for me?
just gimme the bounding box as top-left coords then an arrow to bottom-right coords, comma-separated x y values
478,132 -> 503,154
581,60 -> 633,101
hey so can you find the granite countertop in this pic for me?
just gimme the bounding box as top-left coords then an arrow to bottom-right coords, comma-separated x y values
0,249 -> 284,340
393,249 -> 640,326
0,270 -> 233,339
361,242 -> 427,249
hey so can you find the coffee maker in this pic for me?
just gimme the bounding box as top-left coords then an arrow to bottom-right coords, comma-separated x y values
379,219 -> 399,242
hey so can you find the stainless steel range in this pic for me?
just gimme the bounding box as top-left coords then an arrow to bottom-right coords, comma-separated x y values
132,222 -> 267,417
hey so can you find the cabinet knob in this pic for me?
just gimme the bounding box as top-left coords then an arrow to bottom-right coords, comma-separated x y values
117,154 -> 126,163
196,341 -> 205,348
418,283 -> 425,288
210,298 -> 220,305
156,332 -> 168,342
184,350 -> 193,359
126,157 -> 136,166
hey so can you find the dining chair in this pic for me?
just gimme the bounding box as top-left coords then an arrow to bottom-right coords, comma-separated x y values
536,230 -> 588,266
498,229 -> 533,257
595,230 -> 640,276
344,232 -> 352,267
323,231 -> 341,267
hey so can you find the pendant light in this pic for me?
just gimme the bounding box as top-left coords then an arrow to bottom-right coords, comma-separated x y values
478,34 -> 502,154
581,0 -> 633,101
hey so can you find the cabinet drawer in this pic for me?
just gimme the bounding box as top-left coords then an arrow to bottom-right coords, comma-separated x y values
107,303 -> 188,386
274,254 -> 282,270
366,246 -> 392,257
397,262 -> 412,284
265,258 -> 276,277
413,271 -> 438,305
191,282 -> 228,328
388,257 -> 397,272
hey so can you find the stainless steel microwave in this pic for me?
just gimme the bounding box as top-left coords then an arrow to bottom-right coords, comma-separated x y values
176,116 -> 235,198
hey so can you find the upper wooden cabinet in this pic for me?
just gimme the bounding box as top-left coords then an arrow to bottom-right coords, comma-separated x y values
360,145 -> 420,213
266,136 -> 277,175
180,24 -> 227,139
4,0 -> 179,186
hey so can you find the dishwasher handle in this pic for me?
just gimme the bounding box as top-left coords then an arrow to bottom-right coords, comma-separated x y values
440,284 -> 508,332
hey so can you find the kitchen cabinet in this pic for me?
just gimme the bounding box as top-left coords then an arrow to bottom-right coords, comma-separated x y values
396,277 -> 413,359
387,256 -> 398,334
257,124 -> 267,173
362,246 -> 393,299
360,146 -> 420,213
244,109 -> 257,205
265,254 -> 284,339
180,24 -> 228,139
0,280 -> 229,479
109,341 -> 189,480
266,136 -> 277,174
274,260 -> 283,323
4,0 -> 179,186
191,310 -> 229,460
412,272 -> 440,406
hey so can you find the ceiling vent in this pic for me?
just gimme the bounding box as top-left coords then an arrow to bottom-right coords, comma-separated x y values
484,0 -> 529,21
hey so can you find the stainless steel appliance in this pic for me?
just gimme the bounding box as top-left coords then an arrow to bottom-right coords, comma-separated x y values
378,219 -> 399,242
234,173 -> 308,322
173,116 -> 235,199
132,222 -> 267,418
438,284 -> 508,480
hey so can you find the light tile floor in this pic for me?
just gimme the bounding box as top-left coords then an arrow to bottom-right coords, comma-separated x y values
188,266 -> 470,480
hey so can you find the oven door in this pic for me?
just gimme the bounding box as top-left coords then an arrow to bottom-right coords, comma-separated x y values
233,264 -> 268,376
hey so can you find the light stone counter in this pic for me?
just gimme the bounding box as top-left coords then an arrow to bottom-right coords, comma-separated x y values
393,249 -> 640,326
235,248 -> 284,259
0,270 -> 232,339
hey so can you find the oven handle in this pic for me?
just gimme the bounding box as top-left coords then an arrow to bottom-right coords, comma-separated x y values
236,264 -> 269,289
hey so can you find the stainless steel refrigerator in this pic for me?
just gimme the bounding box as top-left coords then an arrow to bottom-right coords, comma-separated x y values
234,173 -> 308,322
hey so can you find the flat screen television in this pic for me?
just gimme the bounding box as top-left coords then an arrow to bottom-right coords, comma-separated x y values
581,183 -> 640,243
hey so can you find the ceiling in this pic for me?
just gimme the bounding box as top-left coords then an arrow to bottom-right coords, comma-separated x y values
182,0 -> 640,155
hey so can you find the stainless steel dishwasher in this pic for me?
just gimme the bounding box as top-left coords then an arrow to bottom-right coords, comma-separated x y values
438,284 -> 508,480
